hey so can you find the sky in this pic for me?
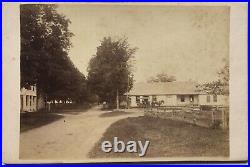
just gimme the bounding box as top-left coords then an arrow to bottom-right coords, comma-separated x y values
57,4 -> 229,84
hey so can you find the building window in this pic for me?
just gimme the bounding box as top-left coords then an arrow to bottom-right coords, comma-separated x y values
26,96 -> 29,106
207,95 -> 211,103
213,95 -> 217,102
180,96 -> 185,102
136,96 -> 140,103
30,96 -> 32,106
189,95 -> 194,102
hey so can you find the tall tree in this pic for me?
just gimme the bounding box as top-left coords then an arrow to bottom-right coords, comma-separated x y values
198,59 -> 229,95
147,73 -> 176,83
21,4 -> 87,102
87,37 -> 137,107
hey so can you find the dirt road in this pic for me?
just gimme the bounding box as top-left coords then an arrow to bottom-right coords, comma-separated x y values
19,106 -> 143,160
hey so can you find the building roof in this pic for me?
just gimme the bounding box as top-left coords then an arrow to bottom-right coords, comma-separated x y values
127,81 -> 202,96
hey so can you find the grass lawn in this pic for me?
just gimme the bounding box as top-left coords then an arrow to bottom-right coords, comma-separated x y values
20,112 -> 64,133
89,116 -> 229,158
99,111 -> 132,117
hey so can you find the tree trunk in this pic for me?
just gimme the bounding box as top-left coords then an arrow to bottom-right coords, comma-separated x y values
116,89 -> 119,110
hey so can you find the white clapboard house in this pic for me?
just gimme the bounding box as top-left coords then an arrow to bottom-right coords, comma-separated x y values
127,82 -> 229,108
20,85 -> 45,112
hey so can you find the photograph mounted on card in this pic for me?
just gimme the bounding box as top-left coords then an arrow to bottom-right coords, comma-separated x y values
2,2 -> 248,164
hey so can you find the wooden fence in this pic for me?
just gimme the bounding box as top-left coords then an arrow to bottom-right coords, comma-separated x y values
145,107 -> 229,129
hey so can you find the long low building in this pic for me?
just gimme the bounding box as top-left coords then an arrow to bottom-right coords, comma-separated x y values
127,82 -> 229,108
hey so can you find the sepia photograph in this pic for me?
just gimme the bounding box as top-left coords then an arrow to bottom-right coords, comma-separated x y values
2,2 -> 248,164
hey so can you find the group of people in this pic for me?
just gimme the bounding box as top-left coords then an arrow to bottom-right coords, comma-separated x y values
137,100 -> 165,108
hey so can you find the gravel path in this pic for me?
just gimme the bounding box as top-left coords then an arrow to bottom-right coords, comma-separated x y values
19,106 -> 143,160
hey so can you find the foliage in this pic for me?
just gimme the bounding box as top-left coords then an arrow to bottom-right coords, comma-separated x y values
87,37 -> 137,105
147,73 -> 176,83
198,59 -> 229,95
20,4 -> 87,102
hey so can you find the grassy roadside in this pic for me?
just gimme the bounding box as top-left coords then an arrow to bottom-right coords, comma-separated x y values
89,116 -> 229,158
99,111 -> 132,117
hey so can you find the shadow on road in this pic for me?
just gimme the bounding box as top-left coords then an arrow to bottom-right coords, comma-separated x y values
20,112 -> 64,133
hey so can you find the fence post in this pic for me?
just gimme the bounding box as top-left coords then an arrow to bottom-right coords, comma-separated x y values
193,112 -> 196,125
48,103 -> 51,112
222,109 -> 225,129
211,111 -> 214,125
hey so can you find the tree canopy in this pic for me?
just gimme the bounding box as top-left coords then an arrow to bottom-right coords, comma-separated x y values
198,59 -> 229,95
21,4 -> 87,102
87,37 -> 137,105
147,73 -> 176,83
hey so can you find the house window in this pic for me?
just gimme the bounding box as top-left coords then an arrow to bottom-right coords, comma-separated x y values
189,95 -> 194,102
30,96 -> 32,106
213,95 -> 217,102
180,96 -> 185,102
207,95 -> 211,103
136,96 -> 140,103
26,96 -> 29,106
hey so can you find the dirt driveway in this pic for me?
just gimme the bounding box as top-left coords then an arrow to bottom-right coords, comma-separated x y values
19,106 -> 143,160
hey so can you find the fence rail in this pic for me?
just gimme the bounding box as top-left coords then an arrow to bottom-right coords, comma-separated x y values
145,106 -> 229,129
